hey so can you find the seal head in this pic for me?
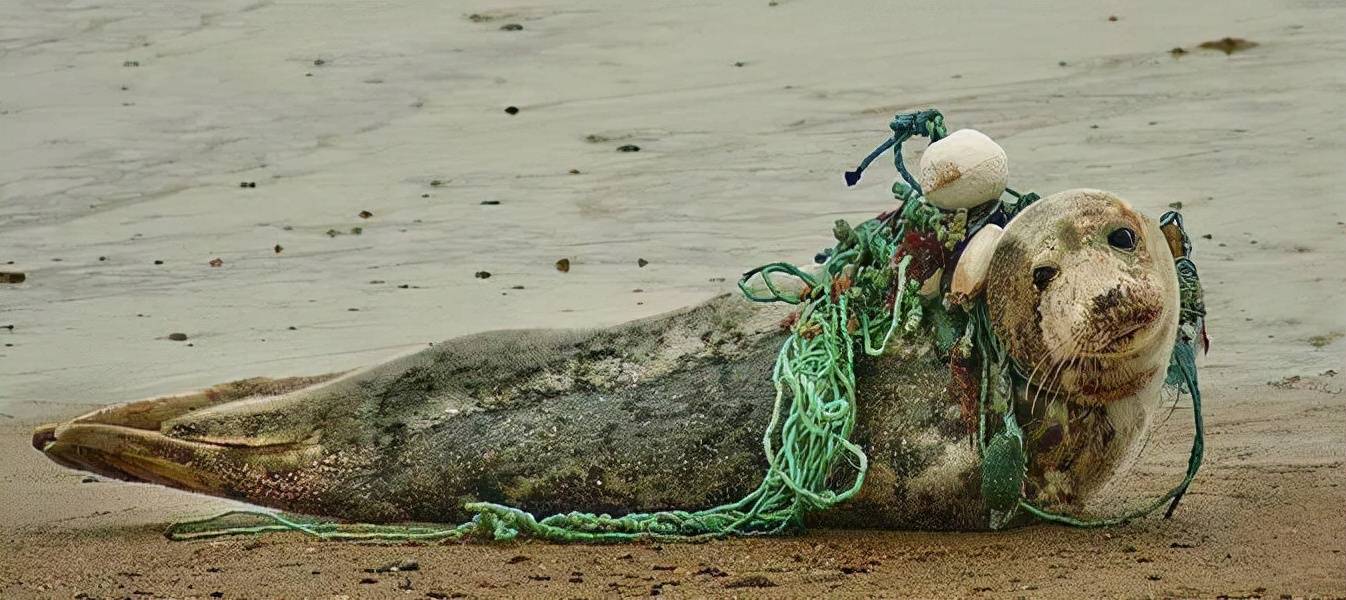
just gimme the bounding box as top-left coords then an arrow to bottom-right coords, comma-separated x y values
986,189 -> 1179,406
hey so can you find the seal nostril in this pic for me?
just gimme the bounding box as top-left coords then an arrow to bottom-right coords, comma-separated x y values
1032,266 -> 1058,291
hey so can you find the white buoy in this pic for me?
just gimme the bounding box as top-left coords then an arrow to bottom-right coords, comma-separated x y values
918,129 -> 1008,210
949,223 -> 1004,304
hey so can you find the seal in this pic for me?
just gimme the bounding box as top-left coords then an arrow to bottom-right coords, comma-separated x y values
32,189 -> 1181,530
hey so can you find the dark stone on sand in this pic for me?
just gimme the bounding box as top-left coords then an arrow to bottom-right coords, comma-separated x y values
366,559 -> 419,573
239,181 -> 256,188
99,256 -> 107,261
359,210 -> 374,219
313,59 -> 326,66
507,555 -> 529,564
350,227 -> 363,235
637,258 -> 649,267
555,258 -> 571,272
1170,47 -> 1189,56
505,106 -> 519,115
480,200 -> 501,205
0,271 -> 25,284
1169,201 -> 1183,209
274,244 -> 283,254
360,577 -> 378,584
569,168 -> 581,174
725,575 -> 777,588
167,333 -> 188,341
617,144 -> 641,152
209,258 -> 223,267
475,271 -> 491,279
153,260 -> 164,265
500,23 -> 523,31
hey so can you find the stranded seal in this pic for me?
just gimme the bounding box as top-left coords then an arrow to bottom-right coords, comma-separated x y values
33,189 -> 1181,530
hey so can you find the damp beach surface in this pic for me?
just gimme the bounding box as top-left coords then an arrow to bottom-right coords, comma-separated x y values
1,0 -> 1344,597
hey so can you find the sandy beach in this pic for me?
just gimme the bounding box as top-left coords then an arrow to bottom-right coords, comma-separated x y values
2,0 -> 1344,597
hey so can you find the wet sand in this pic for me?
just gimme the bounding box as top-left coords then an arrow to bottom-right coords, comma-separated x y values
2,0 -> 1344,597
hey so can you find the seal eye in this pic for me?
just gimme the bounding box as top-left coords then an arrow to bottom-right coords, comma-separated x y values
1032,266 -> 1057,291
1108,227 -> 1137,251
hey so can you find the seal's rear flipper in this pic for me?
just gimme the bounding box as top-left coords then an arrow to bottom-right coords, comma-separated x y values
32,373 -> 344,484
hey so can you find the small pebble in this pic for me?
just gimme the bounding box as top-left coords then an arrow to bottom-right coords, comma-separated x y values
0,271 -> 26,284
500,23 -> 523,31
167,333 -> 188,341
274,244 -> 284,254
358,210 -> 374,219
569,169 -> 581,175
555,258 -> 571,273
617,144 -> 641,152
313,58 -> 326,66
480,200 -> 501,205
1170,47 -> 1189,56
99,256 -> 107,261
208,258 -> 224,267
475,271 -> 492,279
1168,201 -> 1183,209
1108,15 -> 1119,21
350,227 -> 363,235
504,106 -> 520,115
366,560 -> 419,573
1058,61 -> 1068,67
430,179 -> 445,187
239,181 -> 256,188
153,260 -> 164,265
637,258 -> 649,267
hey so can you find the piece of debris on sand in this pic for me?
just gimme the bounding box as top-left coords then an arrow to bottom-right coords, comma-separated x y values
555,258 -> 571,273
1198,37 -> 1258,55
0,271 -> 26,284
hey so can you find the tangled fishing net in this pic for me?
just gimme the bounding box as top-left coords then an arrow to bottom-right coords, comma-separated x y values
167,109 -> 1206,543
